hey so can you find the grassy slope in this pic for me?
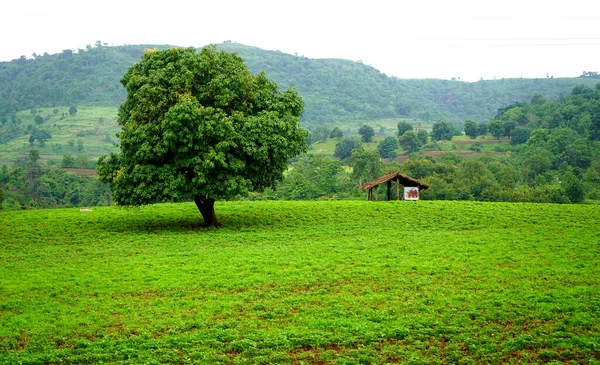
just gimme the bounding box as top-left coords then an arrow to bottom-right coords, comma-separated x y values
0,106 -> 120,166
1,201 -> 599,364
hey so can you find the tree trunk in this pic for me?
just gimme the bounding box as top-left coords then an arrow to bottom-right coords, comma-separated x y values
194,196 -> 223,228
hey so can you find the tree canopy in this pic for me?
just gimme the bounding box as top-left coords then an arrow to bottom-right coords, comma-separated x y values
358,125 -> 375,142
97,46 -> 308,227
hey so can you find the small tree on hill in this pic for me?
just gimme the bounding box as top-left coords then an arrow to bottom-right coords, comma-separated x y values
358,125 -> 375,142
478,122 -> 488,139
329,127 -> 344,140
430,121 -> 456,141
334,137 -> 361,160
377,136 -> 398,159
464,120 -> 478,139
69,106 -> 78,116
397,121 -> 413,137
488,119 -> 504,139
399,130 -> 420,152
97,46 -> 307,227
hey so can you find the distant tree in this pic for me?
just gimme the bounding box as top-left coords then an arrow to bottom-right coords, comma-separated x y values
523,149 -> 553,183
503,120 -> 517,137
417,129 -> 428,145
397,121 -> 413,137
34,115 -> 43,125
495,165 -> 519,188
97,46 -> 307,227
563,171 -> 585,203
510,127 -> 531,145
0,188 -> 3,210
31,129 -> 52,147
77,140 -> 84,152
464,120 -> 479,139
26,149 -> 41,201
53,108 -> 59,115
334,137 -> 361,160
61,154 -> 76,168
430,121 -> 455,141
488,119 -> 504,139
69,105 -> 78,116
329,126 -> 343,140
403,157 -> 435,179
308,125 -> 331,145
349,147 -> 383,186
358,125 -> 375,142
377,136 -> 398,159
478,122 -> 488,139
527,128 -> 549,147
399,130 -> 420,153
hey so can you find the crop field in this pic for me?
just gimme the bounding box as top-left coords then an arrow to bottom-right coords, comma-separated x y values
1,201 -> 599,364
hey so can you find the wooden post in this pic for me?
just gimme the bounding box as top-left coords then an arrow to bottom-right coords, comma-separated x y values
387,180 -> 391,201
396,179 -> 401,200
375,185 -> 379,201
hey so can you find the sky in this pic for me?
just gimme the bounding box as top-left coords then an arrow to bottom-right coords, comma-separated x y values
2,0 -> 599,81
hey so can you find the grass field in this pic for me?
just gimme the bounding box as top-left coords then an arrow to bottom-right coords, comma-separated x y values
1,201 -> 599,364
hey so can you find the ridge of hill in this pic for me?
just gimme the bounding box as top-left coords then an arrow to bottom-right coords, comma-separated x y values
1,42 -> 597,128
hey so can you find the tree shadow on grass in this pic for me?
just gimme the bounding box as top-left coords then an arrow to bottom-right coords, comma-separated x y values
94,210 -> 281,235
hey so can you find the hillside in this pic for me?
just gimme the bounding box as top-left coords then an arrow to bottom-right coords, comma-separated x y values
1,42 -> 597,129
1,200 -> 599,363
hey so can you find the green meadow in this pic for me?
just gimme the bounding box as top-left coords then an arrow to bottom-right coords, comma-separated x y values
1,201 -> 599,364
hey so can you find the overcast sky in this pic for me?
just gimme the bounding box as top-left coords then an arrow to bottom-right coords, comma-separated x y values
3,0 -> 599,81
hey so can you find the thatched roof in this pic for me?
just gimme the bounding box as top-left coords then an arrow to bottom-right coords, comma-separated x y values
359,171 -> 430,191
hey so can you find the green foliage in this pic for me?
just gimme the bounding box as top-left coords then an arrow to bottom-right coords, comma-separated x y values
510,127 -> 531,145
396,120 -> 413,136
430,121 -> 458,141
0,188 -> 3,210
377,136 -> 398,159
334,137 -> 362,160
349,147 -> 383,185
478,122 -> 488,138
488,119 -> 504,139
399,130 -> 421,153
308,125 -> 331,145
329,126 -> 343,140
563,171 -> 585,203
463,119 -> 479,139
1,201 -> 599,364
416,129 -> 428,145
277,155 -> 351,199
98,46 -> 308,206
358,125 -> 375,142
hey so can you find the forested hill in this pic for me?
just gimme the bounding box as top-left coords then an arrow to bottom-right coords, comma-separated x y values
1,42 -> 597,126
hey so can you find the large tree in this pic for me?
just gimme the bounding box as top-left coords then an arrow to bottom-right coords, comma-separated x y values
97,46 -> 308,227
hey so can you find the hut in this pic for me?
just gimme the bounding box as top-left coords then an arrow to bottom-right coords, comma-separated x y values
359,171 -> 430,201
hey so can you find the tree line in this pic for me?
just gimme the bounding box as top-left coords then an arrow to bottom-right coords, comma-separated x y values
0,150 -> 111,210
266,83 -> 600,203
